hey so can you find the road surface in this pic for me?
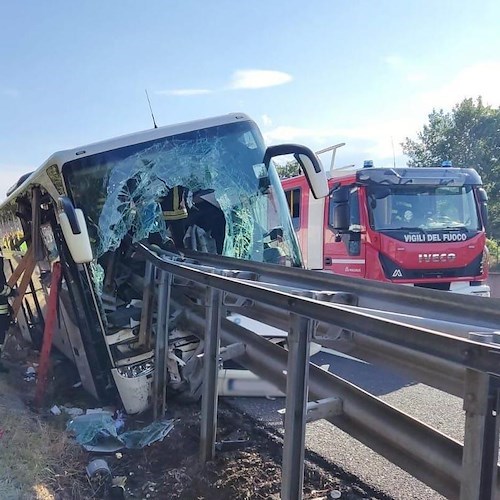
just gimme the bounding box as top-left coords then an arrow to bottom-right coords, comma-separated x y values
226,348 -> 465,500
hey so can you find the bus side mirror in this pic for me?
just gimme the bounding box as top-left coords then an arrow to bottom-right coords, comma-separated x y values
264,144 -> 329,199
58,196 -> 93,264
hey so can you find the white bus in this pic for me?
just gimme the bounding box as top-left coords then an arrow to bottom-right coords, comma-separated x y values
0,113 -> 327,413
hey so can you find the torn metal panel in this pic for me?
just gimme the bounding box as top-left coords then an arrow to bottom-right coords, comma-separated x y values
111,363 -> 154,414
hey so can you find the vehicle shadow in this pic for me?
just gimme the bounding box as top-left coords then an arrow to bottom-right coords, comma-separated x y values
311,350 -> 416,397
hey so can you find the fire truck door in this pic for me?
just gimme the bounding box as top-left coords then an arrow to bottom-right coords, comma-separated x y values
323,187 -> 366,277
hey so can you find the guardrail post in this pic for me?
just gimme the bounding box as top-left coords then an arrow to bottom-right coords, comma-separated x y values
200,287 -> 222,463
460,370 -> 500,500
153,269 -> 172,420
281,313 -> 313,500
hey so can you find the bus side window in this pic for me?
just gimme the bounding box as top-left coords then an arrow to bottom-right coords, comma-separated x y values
40,223 -> 59,261
285,188 -> 300,230
12,197 -> 32,252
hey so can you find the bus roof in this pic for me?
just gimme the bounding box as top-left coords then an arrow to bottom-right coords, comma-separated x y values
1,112 -> 252,206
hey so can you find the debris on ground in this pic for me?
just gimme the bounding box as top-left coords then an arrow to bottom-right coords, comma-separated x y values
67,411 -> 175,452
24,365 -> 36,382
50,404 -> 62,415
0,328 -> 392,500
86,458 -> 112,497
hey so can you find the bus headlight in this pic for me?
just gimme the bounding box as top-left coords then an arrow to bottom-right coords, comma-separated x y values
116,361 -> 154,378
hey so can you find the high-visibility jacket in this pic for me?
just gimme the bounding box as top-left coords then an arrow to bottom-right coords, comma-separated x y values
161,186 -> 188,221
0,257 -> 11,318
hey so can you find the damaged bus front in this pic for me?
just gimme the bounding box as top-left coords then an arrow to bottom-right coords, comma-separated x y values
0,113 -> 328,413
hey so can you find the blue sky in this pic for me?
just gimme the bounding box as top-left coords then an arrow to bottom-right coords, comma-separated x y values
1,0 -> 500,199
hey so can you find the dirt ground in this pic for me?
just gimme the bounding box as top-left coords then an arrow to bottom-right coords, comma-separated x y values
0,328 -> 390,500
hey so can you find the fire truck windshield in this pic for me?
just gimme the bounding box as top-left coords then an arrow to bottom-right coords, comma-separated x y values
367,185 -> 481,231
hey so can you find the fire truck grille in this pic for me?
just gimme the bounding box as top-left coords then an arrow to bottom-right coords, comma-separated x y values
379,253 -> 483,281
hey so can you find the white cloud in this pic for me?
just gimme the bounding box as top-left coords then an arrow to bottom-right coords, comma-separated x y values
263,119 -> 418,167
383,54 -> 428,84
383,55 -> 404,68
156,69 -> 292,96
228,70 -> 293,90
265,60 -> 500,167
156,88 -> 212,96
264,125 -> 337,144
406,72 -> 427,83
261,114 -> 273,126
263,122 -> 409,170
418,61 -> 500,109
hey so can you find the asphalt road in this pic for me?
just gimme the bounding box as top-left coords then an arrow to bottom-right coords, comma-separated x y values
225,348 -> 465,500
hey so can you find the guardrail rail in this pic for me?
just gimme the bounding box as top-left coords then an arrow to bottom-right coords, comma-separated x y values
136,244 -> 500,500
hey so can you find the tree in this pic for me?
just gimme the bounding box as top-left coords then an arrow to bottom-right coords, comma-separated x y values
275,159 -> 301,179
402,97 -> 500,237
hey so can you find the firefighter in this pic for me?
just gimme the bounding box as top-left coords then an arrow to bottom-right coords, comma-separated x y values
160,185 -> 189,249
186,189 -> 226,254
0,251 -> 16,373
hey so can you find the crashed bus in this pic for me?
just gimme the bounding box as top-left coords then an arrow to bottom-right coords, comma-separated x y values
0,113 -> 327,413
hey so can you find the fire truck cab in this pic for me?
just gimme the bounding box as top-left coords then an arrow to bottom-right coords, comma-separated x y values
282,161 -> 490,296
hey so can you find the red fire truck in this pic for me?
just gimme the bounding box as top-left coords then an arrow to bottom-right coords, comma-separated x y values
282,161 -> 490,296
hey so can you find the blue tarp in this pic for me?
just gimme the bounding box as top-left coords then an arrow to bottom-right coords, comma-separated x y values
67,412 -> 174,452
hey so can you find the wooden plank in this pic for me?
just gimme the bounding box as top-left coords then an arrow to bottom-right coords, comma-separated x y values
34,262 -> 62,407
11,252 -> 37,317
6,246 -> 33,287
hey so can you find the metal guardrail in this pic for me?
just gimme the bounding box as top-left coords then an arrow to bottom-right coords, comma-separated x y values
184,250 -> 500,330
136,244 -> 500,500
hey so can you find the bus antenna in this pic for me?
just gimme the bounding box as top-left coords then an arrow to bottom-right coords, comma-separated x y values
391,136 -> 396,168
145,89 -> 158,129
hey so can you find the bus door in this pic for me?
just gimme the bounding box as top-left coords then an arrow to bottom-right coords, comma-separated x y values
22,189 -> 104,400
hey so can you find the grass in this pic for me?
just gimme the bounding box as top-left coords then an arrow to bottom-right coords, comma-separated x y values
0,377 -> 90,500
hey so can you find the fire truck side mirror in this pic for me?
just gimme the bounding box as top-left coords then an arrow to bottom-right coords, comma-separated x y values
58,196 -> 93,264
264,144 -> 329,199
332,204 -> 350,231
332,186 -> 349,203
330,186 -> 350,231
478,188 -> 489,233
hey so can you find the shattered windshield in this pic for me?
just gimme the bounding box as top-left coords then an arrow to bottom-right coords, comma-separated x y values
62,120 -> 301,266
367,185 -> 481,231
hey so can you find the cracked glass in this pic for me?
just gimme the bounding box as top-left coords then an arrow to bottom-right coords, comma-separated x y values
62,120 -> 302,266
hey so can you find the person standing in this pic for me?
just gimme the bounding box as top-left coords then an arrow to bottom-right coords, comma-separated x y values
0,253 -> 14,373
